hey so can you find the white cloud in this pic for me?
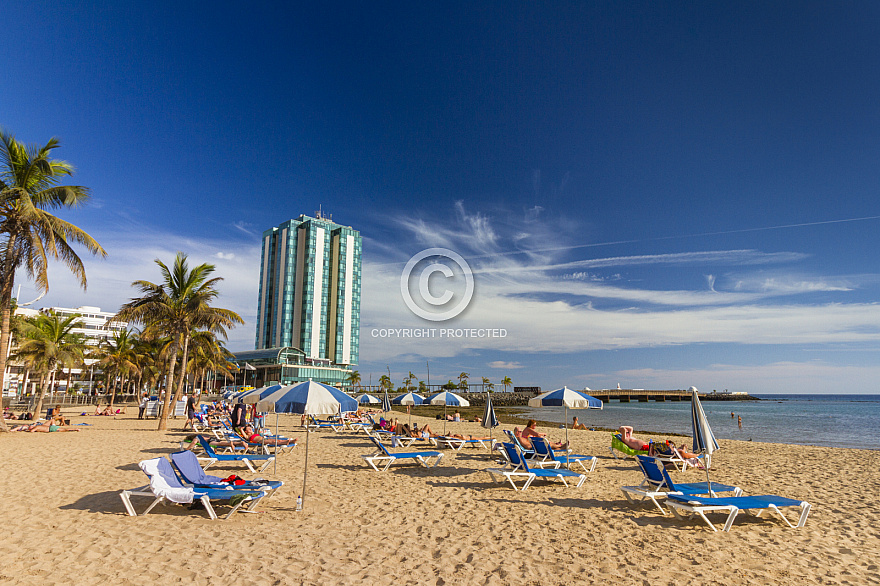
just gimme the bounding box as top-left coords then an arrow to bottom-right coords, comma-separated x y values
488,361 -> 524,369
357,203 -> 880,363
15,227 -> 261,350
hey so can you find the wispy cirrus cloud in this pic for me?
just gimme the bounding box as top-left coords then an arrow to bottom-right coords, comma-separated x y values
358,203 -> 880,364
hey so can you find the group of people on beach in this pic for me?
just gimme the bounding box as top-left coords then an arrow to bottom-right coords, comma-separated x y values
9,405 -> 79,432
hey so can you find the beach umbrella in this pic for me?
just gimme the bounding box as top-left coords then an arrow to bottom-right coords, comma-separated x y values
255,381 -> 358,508
481,392 -> 499,446
689,386 -> 720,492
356,394 -> 380,405
381,389 -> 392,414
391,392 -> 424,429
238,384 -> 283,405
528,387 -> 603,446
426,391 -> 470,434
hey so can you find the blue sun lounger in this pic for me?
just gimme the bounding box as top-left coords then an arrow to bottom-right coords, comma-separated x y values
361,435 -> 443,472
621,455 -> 742,515
170,450 -> 283,497
197,435 -> 275,473
665,494 -> 812,532
485,443 -> 586,491
120,457 -> 266,520
530,437 -> 598,473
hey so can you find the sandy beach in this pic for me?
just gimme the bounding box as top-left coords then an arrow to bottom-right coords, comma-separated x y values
1,412 -> 878,585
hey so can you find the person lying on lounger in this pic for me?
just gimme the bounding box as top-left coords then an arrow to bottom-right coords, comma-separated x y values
518,420 -> 568,450
238,425 -> 297,446
618,426 -> 650,451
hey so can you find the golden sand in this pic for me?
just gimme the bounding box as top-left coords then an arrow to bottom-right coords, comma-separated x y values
1,412 -> 878,585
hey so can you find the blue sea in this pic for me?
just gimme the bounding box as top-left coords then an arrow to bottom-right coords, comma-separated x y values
514,394 -> 880,451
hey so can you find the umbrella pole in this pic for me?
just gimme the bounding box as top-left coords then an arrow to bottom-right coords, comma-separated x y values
443,404 -> 447,436
301,429 -> 310,510
274,412 -> 279,475
564,406 -> 569,448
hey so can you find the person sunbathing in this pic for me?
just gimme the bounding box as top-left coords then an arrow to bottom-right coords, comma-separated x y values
668,441 -> 703,467
572,416 -> 587,430
12,421 -> 79,432
519,420 -> 567,450
618,426 -> 649,451
181,435 -> 247,451
238,425 -> 296,446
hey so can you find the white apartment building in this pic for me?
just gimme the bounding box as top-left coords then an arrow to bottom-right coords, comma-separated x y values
4,305 -> 126,395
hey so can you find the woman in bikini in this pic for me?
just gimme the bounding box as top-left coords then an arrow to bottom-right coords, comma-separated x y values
238,425 -> 297,446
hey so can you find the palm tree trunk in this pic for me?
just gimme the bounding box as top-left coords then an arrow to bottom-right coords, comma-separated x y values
108,369 -> 117,408
172,333 -> 192,412
157,339 -> 179,431
32,372 -> 50,419
0,235 -> 18,432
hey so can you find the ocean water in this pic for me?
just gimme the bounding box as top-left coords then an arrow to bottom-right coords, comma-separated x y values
513,394 -> 880,451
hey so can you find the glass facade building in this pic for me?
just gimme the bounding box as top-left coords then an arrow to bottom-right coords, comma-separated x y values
248,214 -> 361,387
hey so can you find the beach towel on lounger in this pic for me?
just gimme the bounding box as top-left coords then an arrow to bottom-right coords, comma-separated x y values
139,458 -> 195,504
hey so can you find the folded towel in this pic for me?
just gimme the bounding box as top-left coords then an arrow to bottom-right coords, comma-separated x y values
139,458 -> 195,504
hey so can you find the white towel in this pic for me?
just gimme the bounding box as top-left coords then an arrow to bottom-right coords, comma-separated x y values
139,458 -> 195,504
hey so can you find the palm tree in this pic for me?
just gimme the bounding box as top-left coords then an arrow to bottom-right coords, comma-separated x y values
501,376 -> 512,393
404,371 -> 417,392
12,312 -> 89,417
116,252 -> 242,431
186,331 -> 234,396
0,130 -> 105,431
458,371 -> 469,391
443,380 -> 458,391
482,376 -> 495,392
346,370 -> 362,392
93,329 -> 140,409
378,374 -> 392,392
418,380 -> 428,394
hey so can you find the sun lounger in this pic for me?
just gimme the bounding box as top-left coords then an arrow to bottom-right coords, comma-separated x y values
432,436 -> 496,451
361,435 -> 443,472
665,494 -> 812,532
120,457 -> 266,520
197,435 -> 275,473
170,450 -> 283,497
485,443 -> 586,491
621,455 -> 742,515
530,437 -> 598,473
307,415 -> 343,432
609,433 -> 649,460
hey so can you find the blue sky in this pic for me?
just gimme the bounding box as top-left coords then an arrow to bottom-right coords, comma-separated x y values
4,2 -> 880,393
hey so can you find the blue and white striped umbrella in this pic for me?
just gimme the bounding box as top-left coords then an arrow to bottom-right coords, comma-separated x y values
391,392 -> 425,406
427,391 -> 470,434
426,391 -> 470,407
253,380 -> 358,510
392,392 -> 424,428
356,394 -> 380,405
256,381 -> 358,415
689,386 -> 720,490
529,387 -> 603,445
238,384 -> 283,405
381,389 -> 392,413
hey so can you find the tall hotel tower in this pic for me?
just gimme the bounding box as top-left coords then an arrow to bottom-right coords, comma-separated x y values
246,212 -> 361,386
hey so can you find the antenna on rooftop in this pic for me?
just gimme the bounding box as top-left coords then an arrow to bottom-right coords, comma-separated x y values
315,205 -> 332,222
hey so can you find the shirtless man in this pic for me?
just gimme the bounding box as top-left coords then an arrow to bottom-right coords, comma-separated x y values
618,426 -> 650,451
518,420 -> 567,450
